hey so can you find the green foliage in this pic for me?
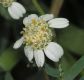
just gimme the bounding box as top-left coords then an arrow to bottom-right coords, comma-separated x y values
62,50 -> 76,73
5,72 -> 14,80
0,5 -> 11,20
80,76 -> 84,80
64,56 -> 84,80
0,48 -> 22,71
45,56 -> 84,80
45,64 -> 59,78
57,25 -> 84,55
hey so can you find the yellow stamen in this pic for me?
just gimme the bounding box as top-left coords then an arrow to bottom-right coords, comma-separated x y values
21,19 -> 53,50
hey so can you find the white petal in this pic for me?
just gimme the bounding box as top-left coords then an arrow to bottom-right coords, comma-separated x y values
23,14 -> 38,25
11,3 -> 23,17
39,14 -> 54,21
23,17 -> 29,25
44,48 -> 59,62
44,42 -> 64,62
12,2 -> 26,14
8,7 -> 19,19
34,50 -> 45,67
24,46 -> 33,62
13,37 -> 24,49
48,18 -> 69,28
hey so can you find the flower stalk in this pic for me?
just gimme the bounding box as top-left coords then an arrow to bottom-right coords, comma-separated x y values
32,0 -> 45,15
58,59 -> 64,80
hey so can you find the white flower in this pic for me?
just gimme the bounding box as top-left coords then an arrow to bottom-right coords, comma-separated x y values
8,2 -> 26,19
13,14 -> 69,67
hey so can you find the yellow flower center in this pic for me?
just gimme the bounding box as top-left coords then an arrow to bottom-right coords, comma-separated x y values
21,19 -> 53,50
0,0 -> 14,7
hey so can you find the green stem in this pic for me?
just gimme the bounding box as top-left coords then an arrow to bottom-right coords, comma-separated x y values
32,0 -> 45,15
58,59 -> 64,80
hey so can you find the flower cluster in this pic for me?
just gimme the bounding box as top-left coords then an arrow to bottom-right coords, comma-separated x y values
13,14 -> 69,67
0,0 -> 69,67
0,0 -> 26,19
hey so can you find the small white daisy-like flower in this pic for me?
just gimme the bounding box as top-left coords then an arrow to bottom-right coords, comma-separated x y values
13,14 -> 69,67
0,0 -> 26,19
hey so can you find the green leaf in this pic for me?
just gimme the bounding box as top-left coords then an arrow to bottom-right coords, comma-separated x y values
0,5 -> 11,20
0,48 -> 22,71
45,63 -> 59,78
5,72 -> 14,80
57,25 -> 84,55
64,56 -> 84,80
62,50 -> 76,73
80,76 -> 84,80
